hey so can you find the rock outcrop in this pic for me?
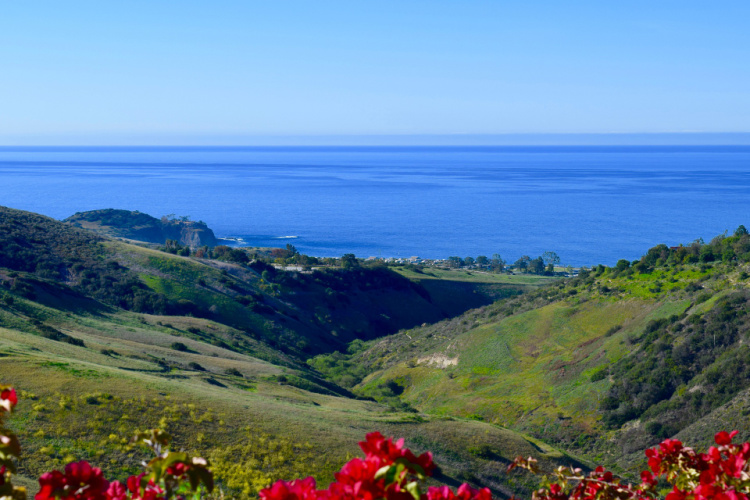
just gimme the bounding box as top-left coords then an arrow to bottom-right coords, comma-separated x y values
64,209 -> 219,248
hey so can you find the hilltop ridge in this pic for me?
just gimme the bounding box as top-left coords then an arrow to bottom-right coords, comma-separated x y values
64,208 -> 219,248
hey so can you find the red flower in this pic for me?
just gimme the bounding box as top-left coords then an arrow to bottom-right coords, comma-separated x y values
165,463 -> 189,479
644,448 -> 662,473
0,388 -> 17,411
455,484 -> 491,500
67,461 -> 110,500
260,477 -> 319,500
36,461 -> 109,500
660,439 -> 684,454
425,484 -> 490,500
126,473 -> 166,500
716,431 -> 740,446
37,470 -> 67,500
106,481 -> 127,500
427,486 -> 455,500
358,432 -> 435,476
127,474 -> 144,496
665,487 -> 687,500
640,470 -> 657,487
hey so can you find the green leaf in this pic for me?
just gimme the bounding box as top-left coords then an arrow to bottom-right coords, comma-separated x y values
405,481 -> 422,500
392,457 -> 426,480
374,465 -> 392,480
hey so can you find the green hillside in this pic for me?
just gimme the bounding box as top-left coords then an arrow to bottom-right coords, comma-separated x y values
0,206 -> 575,498
315,231 -> 750,475
7,203 -> 750,496
391,266 -> 558,316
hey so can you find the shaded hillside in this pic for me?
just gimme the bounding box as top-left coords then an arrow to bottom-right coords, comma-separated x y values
0,206 -> 169,314
65,209 -> 219,247
0,206 -> 455,359
0,205 -> 579,498
312,229 -> 750,475
392,266 -> 558,316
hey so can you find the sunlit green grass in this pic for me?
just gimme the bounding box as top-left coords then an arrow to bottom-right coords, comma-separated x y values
357,295 -> 692,435
393,266 -> 560,285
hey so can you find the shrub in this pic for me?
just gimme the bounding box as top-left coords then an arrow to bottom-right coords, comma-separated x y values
604,324 -> 622,337
170,342 -> 188,352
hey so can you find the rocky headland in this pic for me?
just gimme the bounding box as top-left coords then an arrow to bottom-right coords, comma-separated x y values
64,208 -> 219,247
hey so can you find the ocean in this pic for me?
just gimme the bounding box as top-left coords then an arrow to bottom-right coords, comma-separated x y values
2,146 -> 750,266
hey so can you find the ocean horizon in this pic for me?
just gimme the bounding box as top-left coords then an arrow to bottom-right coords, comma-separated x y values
2,145 -> 750,266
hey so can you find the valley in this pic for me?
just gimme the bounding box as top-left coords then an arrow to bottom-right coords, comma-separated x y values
3,205 -> 750,498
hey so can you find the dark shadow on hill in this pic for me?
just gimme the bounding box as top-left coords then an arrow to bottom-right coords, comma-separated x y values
417,280 -> 526,317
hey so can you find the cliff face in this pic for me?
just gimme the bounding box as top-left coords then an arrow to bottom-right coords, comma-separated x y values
64,209 -> 219,248
166,221 -> 219,248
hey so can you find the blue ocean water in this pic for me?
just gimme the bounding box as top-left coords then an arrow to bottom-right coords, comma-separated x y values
1,146 -> 750,266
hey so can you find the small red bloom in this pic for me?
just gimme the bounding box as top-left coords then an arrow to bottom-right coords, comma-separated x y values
36,470 -> 66,500
166,463 -> 189,478
106,481 -> 127,500
65,461 -> 110,500
454,484 -> 491,500
36,462 -> 110,500
427,486 -> 454,500
0,388 -> 17,411
127,474 -> 143,496
640,470 -> 657,487
260,477 -> 319,500
660,439 -> 684,454
358,432 -> 435,476
716,431 -> 740,446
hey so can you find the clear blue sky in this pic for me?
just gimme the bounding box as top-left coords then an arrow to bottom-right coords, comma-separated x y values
1,1 -> 749,144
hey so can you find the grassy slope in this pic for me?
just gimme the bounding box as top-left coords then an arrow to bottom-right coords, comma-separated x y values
343,260 -> 750,475
0,206 -> 581,498
355,296 -> 687,427
1,205 -> 453,360
0,295 -> 574,499
391,267 -> 558,317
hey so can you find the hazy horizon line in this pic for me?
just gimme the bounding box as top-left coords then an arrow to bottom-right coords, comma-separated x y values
2,132 -> 750,147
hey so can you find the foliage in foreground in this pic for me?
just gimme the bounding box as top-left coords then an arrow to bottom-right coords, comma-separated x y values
1,386 -> 212,500
6,385 -> 750,500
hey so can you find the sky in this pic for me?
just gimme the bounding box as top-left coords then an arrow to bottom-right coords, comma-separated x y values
1,1 -> 749,144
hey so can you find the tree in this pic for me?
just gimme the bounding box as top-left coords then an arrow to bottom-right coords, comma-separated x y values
286,243 -> 299,255
615,259 -> 630,272
447,256 -> 462,268
541,251 -> 561,268
528,256 -> 545,274
194,246 -> 210,259
490,254 -> 505,272
463,256 -> 475,267
736,225 -> 749,237
341,253 -> 358,269
476,255 -> 489,266
164,239 -> 181,254
514,255 -> 531,272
